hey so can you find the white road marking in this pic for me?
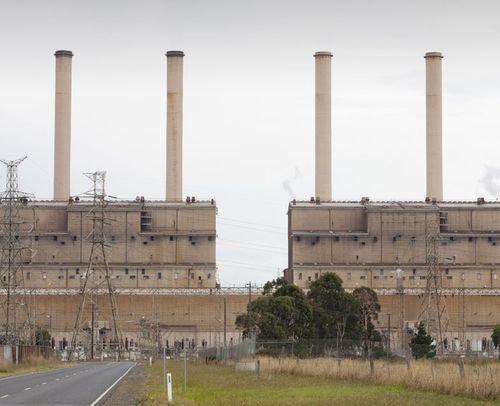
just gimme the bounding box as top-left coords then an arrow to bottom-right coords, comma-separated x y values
56,378 -> 60,381
0,395 -> 8,398
89,363 -> 136,406
24,387 -> 31,391
42,382 -> 47,385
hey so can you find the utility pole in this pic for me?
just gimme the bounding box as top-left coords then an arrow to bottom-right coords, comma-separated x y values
0,157 -> 34,345
396,269 -> 405,355
90,303 -> 95,360
387,313 -> 391,358
247,281 -> 252,338
70,172 -> 123,359
223,296 -> 227,362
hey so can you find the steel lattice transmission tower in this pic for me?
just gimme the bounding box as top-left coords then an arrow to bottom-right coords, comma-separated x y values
418,210 -> 449,353
70,172 -> 123,359
0,156 -> 34,344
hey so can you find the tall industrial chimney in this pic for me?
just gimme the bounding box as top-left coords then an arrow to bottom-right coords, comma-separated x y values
166,50 -> 184,201
53,50 -> 73,201
425,52 -> 443,201
314,51 -> 332,201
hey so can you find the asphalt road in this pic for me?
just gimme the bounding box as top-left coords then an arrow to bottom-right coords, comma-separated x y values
0,361 -> 135,406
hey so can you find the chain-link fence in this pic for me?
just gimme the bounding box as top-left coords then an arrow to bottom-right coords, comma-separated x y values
198,337 -> 256,361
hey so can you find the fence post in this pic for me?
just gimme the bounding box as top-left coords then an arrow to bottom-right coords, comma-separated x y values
256,359 -> 260,379
458,358 -> 465,379
369,358 -> 374,376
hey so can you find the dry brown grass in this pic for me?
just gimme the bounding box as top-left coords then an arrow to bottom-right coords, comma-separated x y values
0,356 -> 67,376
259,356 -> 500,400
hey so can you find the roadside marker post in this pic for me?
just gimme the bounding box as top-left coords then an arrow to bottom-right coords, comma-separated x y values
166,373 -> 173,403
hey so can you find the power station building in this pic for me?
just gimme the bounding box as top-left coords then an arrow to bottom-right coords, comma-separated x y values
285,51 -> 500,349
2,49 -> 499,353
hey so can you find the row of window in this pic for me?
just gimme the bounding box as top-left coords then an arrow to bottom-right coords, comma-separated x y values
24,270 -> 211,281
297,272 -> 489,282
33,235 -> 214,243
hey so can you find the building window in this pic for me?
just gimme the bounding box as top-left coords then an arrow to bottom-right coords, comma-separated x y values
190,273 -> 194,279
374,275 -> 379,280
150,236 -> 155,241
42,272 -> 47,280
169,236 -> 174,241
360,275 -> 367,280
315,273 -> 318,280
420,276 -> 426,280
26,272 -> 30,280
174,272 -> 179,280
298,273 -> 302,280
198,276 -> 202,281
34,235 -> 39,241
129,275 -> 136,280
477,273 -> 482,280
412,269 -> 416,275
69,275 -> 75,279
143,275 -> 149,280
207,273 -> 211,279
53,236 -> 58,241
447,276 -> 453,280
307,276 -> 311,281
141,269 -> 145,275
347,272 -> 352,280
380,269 -> 384,275
125,268 -> 129,275
445,269 -> 449,275
158,272 -> 162,280
115,275 -> 120,279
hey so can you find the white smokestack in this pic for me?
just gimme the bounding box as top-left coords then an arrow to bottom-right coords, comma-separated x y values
166,50 -> 184,201
425,51 -> 443,201
314,51 -> 332,201
53,50 -> 73,201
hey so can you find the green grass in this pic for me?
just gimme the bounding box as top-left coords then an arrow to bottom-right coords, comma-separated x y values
143,360 -> 497,405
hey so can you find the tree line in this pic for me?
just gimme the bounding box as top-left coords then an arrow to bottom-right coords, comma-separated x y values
235,273 -> 382,355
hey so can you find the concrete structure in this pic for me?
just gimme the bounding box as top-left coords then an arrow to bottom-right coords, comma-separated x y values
286,199 -> 500,291
284,50 -> 500,346
166,51 -> 184,202
314,52 -> 332,201
0,50 -> 221,351
425,52 -> 443,201
53,50 -> 73,201
7,199 -> 216,289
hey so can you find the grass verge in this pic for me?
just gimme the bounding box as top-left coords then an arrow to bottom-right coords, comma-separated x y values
0,357 -> 73,378
143,359 -> 493,405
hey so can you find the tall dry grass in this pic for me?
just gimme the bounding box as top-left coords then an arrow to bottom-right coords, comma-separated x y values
259,356 -> 500,400
0,356 -> 64,375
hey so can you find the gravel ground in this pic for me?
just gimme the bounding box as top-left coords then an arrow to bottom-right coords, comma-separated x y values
102,362 -> 147,406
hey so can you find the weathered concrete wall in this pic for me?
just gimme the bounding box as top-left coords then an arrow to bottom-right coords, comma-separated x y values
1,200 -> 217,288
287,201 -> 500,290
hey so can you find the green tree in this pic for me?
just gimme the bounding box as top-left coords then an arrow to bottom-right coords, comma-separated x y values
409,323 -> 436,359
236,278 -> 312,340
491,325 -> 500,349
35,329 -> 51,346
307,273 -> 361,351
353,287 -> 381,354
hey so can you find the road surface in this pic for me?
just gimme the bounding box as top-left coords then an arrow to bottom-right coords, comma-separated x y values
0,361 -> 135,405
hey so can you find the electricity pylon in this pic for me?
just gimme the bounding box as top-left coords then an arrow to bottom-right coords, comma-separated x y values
70,172 -> 123,359
0,156 -> 34,344
418,210 -> 449,353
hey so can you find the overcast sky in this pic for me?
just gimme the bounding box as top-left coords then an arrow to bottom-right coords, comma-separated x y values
1,0 -> 500,285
